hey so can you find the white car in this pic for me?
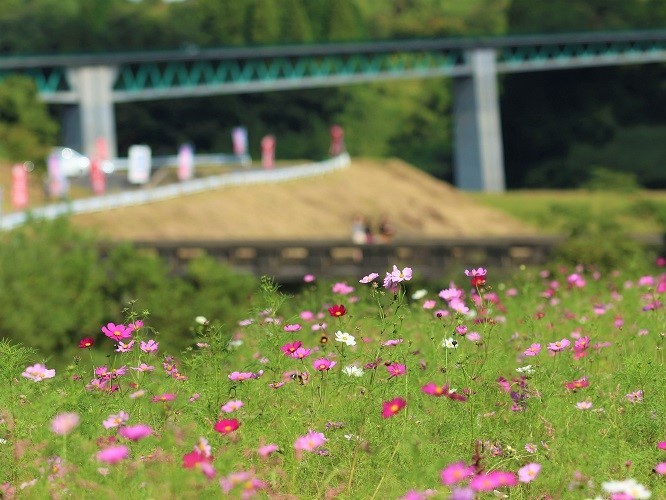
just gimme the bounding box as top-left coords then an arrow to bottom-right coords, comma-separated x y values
48,147 -> 115,177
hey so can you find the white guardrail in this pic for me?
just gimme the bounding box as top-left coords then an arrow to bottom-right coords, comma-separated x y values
0,153 -> 351,231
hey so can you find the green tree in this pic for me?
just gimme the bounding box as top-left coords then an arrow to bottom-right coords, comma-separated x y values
324,0 -> 366,41
279,0 -> 313,43
0,75 -> 58,165
246,0 -> 281,45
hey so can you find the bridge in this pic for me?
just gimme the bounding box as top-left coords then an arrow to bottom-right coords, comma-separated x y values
1,30 -> 665,191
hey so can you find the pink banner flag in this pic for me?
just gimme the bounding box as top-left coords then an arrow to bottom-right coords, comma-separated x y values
11,164 -> 28,210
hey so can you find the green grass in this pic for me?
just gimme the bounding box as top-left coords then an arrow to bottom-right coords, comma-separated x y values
1,262 -> 665,499
469,189 -> 666,234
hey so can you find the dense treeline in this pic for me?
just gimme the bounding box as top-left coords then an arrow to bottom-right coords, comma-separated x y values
0,0 -> 665,187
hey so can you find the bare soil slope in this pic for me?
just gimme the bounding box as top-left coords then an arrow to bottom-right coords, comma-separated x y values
71,158 -> 538,240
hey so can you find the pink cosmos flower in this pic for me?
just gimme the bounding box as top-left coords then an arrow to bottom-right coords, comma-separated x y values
449,299 -> 469,314
51,412 -> 80,435
470,471 -> 516,491
303,274 -> 316,283
300,310 -> 314,321
21,363 -> 56,382
258,444 -> 279,458
386,363 -> 406,378
139,339 -> 159,353
576,401 -> 593,410
102,323 -> 133,341
382,339 -> 403,347
151,393 -> 176,403
465,268 -> 487,287
455,325 -> 468,335
103,411 -> 129,429
118,424 -> 152,441
332,282 -> 355,295
219,471 -> 266,496
548,339 -> 571,352
312,358 -> 336,371
283,324 -> 302,332
658,441 -> 666,450
655,462 -> 666,475
130,363 -> 155,373
281,340 -> 303,356
518,463 -> 541,483
382,397 -> 406,418
421,382 -> 467,401
97,445 -> 129,464
388,265 -> 412,283
440,462 -> 475,485
291,347 -> 312,359
626,390 -> 643,403
466,332 -> 481,342
565,377 -> 590,391
360,273 -> 379,283
129,320 -> 144,331
423,300 -> 436,309
221,400 -> 244,413
294,430 -> 327,452
228,371 -> 255,382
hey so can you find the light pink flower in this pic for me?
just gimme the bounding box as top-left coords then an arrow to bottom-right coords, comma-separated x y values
655,462 -> 666,475
518,463 -> 541,483
283,324 -> 302,332
258,444 -> 279,458
140,339 -> 159,353
131,363 -> 155,373
115,340 -> 135,353
103,411 -> 129,429
576,401 -> 593,410
221,400 -> 244,413
548,339 -> 570,352
22,363 -> 56,382
359,272 -> 379,283
524,339 -> 546,356
51,412 -> 80,435
228,371 -> 255,382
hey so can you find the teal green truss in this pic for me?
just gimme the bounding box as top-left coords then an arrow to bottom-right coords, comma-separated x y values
0,31 -> 664,97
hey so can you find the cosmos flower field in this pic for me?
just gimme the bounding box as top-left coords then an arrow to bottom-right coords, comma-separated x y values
1,262 -> 665,499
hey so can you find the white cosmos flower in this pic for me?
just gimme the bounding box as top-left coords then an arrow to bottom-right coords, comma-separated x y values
335,331 -> 356,346
441,337 -> 459,349
411,289 -> 428,300
516,365 -> 535,375
602,479 -> 651,499
195,316 -> 208,325
342,365 -> 364,377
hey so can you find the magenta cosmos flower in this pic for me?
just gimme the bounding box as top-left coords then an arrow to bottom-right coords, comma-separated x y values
421,382 -> 468,401
22,363 -> 56,382
386,363 -> 406,378
118,424 -> 152,441
281,340 -> 303,356
440,462 -> 475,485
382,397 -> 406,419
97,445 -> 129,464
294,430 -> 327,452
257,444 -> 279,458
328,304 -> 347,317
151,393 -> 176,403
101,322 -> 133,341
214,419 -> 240,434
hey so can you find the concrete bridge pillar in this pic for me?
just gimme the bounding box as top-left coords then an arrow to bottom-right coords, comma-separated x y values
453,48 -> 505,192
66,66 -> 118,159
